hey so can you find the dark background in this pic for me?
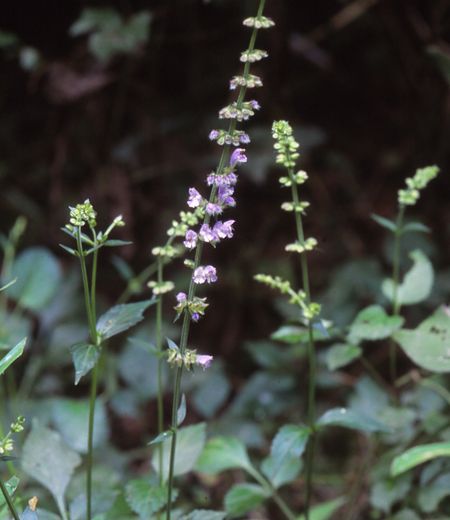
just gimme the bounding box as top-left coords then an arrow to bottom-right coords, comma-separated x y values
0,0 -> 449,360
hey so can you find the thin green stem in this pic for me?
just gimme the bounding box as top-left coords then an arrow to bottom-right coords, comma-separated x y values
0,477 -> 21,520
156,258 -> 165,486
165,3 -> 266,518
86,362 -> 99,520
76,228 -> 97,341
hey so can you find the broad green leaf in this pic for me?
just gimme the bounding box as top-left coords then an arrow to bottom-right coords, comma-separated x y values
401,222 -> 430,234
0,476 -> 19,505
22,420 -> 81,514
152,423 -> 206,482
418,472 -> 450,513
69,342 -> 102,385
196,437 -> 253,474
8,247 -> 62,310
270,424 -> 309,472
370,473 -> 413,514
125,481 -> 175,519
52,398 -> 109,453
393,305 -> 450,372
96,299 -> 156,341
382,249 -> 433,306
0,337 -> 26,375
317,408 -> 391,433
391,442 -> 450,477
296,497 -> 346,520
388,509 -> 421,520
261,455 -> 302,489
348,305 -> 404,342
326,343 -> 362,370
224,484 -> 270,517
179,511 -> 226,520
191,365 -> 231,418
371,213 -> 397,232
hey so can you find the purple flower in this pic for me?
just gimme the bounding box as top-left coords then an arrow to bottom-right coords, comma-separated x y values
213,220 -> 235,239
199,224 -> 217,243
206,203 -> 222,216
209,130 -> 219,140
230,148 -> 247,167
187,188 -> 202,208
193,267 -> 206,284
196,354 -> 213,371
207,173 -> 215,186
218,185 -> 235,207
251,100 -> 261,110
226,173 -> 238,185
183,229 -> 198,249
204,265 -> 218,283
176,292 -> 187,303
191,313 -> 200,322
240,134 -> 251,144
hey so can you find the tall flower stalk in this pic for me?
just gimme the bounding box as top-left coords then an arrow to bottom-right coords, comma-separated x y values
256,121 -> 321,520
160,3 -> 273,518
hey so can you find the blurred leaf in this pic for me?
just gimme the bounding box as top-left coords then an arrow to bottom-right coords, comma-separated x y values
70,342 -> 102,385
378,406 -> 417,445
349,375 -> 390,420
317,408 -> 391,433
196,437 -> 253,474
0,30 -> 20,48
125,481 -> 174,519
0,337 -> 26,375
393,305 -> 450,372
401,222 -> 430,234
20,503 -> 38,520
8,247 -> 62,310
22,420 -> 81,514
101,239 -> 132,247
151,423 -> 206,482
382,249 -> 433,306
244,340 -> 292,369
271,324 -> 331,344
370,473 -> 413,514
427,45 -> 450,84
371,213 -> 397,232
391,442 -> 450,477
418,472 -> 450,513
191,365 -> 231,418
0,277 -> 17,292
0,476 -> 19,505
224,483 -> 269,517
296,497 -> 346,520
96,299 -> 156,341
177,393 -> 186,426
388,510 -> 421,520
52,398 -> 109,453
348,305 -> 404,342
69,486 -> 118,520
179,511 -> 226,520
270,424 -> 309,472
261,455 -> 302,489
326,343 -> 362,370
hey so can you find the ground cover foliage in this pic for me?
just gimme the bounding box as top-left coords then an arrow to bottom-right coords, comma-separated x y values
1,0 -> 450,519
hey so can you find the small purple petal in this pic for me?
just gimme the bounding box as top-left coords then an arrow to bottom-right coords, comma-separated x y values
183,229 -> 198,249
209,130 -> 219,140
199,224 -> 217,243
230,148 -> 247,167
204,265 -> 218,283
196,354 -> 213,370
193,267 -> 206,284
187,188 -> 203,208
176,292 -> 187,303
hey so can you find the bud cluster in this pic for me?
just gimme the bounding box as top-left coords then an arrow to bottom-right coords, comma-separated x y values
398,165 -> 440,206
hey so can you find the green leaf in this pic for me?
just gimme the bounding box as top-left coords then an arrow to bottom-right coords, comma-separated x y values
177,393 -> 186,426
326,343 -> 362,370
148,430 -> 173,445
370,473 -> 413,514
393,305 -> 450,372
391,442 -> 450,477
0,277 -> 17,292
59,244 -> 79,257
22,420 -> 81,514
179,511 -> 226,520
401,221 -> 430,234
382,249 -> 433,306
270,424 -> 309,472
270,324 -> 330,344
101,239 -> 132,247
261,455 -> 302,489
125,481 -> 175,519
196,437 -> 253,474
296,497 -> 346,520
224,483 -> 270,517
348,305 -> 404,342
0,476 -> 19,505
418,472 -> 450,513
0,337 -> 26,375
371,213 -> 397,232
388,509 -> 421,520
317,407 -> 391,433
151,423 -> 206,482
52,398 -> 109,453
427,45 -> 450,84
96,299 -> 156,341
7,247 -> 62,310
69,342 -> 102,385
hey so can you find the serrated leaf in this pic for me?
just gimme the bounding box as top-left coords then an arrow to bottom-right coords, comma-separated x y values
224,483 -> 270,517
179,511 -> 226,520
296,497 -> 346,520
348,305 -> 404,342
382,249 -> 433,306
391,442 -> 450,477
401,221 -> 430,234
0,337 -> 26,375
151,423 -> 206,482
69,342 -> 102,385
7,247 -> 62,310
196,437 -> 253,474
270,424 -> 309,472
261,455 -> 302,489
22,420 -> 81,514
0,476 -> 19,505
326,343 -> 362,370
96,299 -> 156,341
125,480 -> 174,519
317,407 -> 391,433
371,213 -> 397,232
177,394 -> 186,426
393,305 -> 450,372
